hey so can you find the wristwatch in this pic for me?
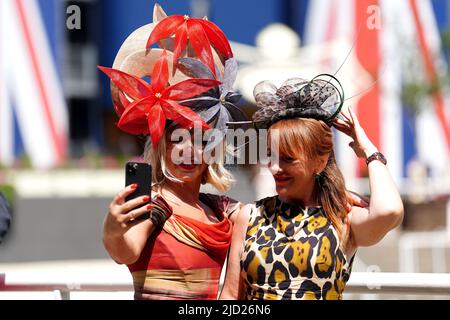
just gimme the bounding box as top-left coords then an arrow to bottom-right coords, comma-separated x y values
366,151 -> 387,166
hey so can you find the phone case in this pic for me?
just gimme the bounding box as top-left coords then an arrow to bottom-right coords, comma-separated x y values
125,162 -> 152,220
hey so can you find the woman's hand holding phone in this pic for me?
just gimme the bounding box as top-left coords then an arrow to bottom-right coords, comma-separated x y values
103,184 -> 154,265
104,184 -> 153,238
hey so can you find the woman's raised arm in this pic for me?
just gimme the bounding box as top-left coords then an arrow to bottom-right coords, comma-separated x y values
334,108 -> 404,247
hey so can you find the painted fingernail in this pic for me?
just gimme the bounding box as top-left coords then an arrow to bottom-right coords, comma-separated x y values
143,196 -> 150,202
131,184 -> 138,189
147,204 -> 153,210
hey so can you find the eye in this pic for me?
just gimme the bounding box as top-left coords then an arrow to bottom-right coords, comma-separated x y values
172,136 -> 183,144
282,156 -> 295,163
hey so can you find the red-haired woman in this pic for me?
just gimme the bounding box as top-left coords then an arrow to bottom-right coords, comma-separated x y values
221,76 -> 404,300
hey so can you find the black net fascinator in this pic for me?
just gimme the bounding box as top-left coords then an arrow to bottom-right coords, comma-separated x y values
251,74 -> 345,129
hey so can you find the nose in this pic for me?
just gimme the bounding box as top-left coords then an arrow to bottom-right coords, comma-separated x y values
188,137 -> 205,164
269,160 -> 281,175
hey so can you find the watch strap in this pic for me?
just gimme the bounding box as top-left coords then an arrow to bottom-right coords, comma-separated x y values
366,151 -> 387,166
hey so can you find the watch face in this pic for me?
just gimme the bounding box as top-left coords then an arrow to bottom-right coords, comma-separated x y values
377,153 -> 387,164
366,152 -> 387,165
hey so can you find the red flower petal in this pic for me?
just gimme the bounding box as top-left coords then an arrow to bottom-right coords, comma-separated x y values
173,23 -> 188,72
98,66 -> 151,100
118,120 -> 149,136
160,105 -> 191,129
147,103 -> 167,149
111,90 -> 130,117
118,91 -> 131,110
198,19 -> 233,60
165,78 -> 221,100
146,15 -> 185,48
151,50 -> 170,94
117,96 -> 157,135
187,20 -> 216,77
162,99 -> 209,130
113,101 -> 125,118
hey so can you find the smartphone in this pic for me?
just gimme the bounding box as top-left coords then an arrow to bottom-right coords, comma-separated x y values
125,162 -> 152,220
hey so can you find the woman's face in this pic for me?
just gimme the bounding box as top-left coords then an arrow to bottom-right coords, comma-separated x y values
164,129 -> 208,183
267,119 -> 330,203
268,142 -> 328,203
268,150 -> 316,202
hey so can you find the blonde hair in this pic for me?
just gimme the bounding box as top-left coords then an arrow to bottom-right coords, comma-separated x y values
143,128 -> 235,193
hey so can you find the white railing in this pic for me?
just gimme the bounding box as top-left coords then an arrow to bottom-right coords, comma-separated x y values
346,272 -> 450,296
0,272 -> 133,300
2,272 -> 450,299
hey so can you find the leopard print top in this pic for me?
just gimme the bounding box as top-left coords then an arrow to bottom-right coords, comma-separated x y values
240,196 -> 355,300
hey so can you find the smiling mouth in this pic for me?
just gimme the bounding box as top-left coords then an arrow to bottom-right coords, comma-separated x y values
273,176 -> 292,184
179,162 -> 198,170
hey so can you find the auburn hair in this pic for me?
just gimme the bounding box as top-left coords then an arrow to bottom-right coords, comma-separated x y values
269,118 -> 349,243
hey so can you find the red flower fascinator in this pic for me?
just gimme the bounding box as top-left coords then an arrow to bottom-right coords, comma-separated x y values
99,49 -> 220,148
147,4 -> 233,77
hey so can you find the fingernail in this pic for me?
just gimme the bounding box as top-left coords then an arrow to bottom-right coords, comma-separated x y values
143,196 -> 150,202
147,204 -> 153,210
131,184 -> 138,189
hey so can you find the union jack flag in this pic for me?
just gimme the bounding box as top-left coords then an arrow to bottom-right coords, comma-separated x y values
0,0 -> 68,169
303,0 -> 450,184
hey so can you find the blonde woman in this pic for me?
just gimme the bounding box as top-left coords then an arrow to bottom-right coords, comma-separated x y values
100,5 -> 246,299
103,123 -> 241,299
